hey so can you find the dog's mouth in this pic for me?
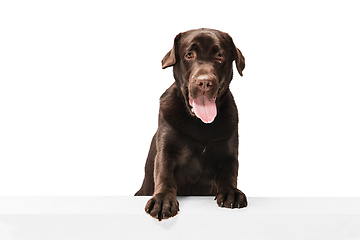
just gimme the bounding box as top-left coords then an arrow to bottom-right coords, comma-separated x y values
189,93 -> 217,124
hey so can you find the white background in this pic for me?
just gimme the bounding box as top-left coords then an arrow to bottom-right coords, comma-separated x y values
0,0 -> 359,197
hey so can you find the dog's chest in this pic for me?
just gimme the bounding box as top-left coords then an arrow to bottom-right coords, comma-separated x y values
173,144 -> 217,195
175,145 -> 212,181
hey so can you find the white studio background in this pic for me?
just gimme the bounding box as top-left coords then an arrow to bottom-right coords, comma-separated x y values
0,0 -> 359,197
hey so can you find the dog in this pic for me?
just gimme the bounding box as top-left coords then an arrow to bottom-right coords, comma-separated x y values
135,28 -> 247,221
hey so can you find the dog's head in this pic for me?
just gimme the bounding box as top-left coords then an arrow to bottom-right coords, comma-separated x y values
162,28 -> 245,123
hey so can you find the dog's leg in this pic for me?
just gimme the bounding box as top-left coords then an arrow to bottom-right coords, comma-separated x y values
215,156 -> 248,209
144,145 -> 179,221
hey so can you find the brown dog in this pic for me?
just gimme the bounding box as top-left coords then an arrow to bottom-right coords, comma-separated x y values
135,28 -> 247,221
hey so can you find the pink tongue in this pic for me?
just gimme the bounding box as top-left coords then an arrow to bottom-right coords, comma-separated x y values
193,95 -> 217,123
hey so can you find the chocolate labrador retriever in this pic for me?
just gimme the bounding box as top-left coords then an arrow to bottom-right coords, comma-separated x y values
135,28 -> 247,221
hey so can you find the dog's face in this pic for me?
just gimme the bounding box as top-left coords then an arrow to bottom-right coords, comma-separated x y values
162,28 -> 245,123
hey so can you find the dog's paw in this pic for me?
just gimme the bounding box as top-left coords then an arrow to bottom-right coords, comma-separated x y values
215,187 -> 247,209
145,193 -> 179,221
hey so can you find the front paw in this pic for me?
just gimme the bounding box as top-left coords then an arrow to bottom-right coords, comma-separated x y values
216,187 -> 247,209
145,193 -> 179,221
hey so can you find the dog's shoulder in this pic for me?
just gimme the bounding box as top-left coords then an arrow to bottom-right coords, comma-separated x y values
159,82 -> 179,103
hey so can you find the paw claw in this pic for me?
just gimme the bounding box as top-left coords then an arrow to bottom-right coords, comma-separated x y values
216,188 -> 247,209
144,193 -> 179,221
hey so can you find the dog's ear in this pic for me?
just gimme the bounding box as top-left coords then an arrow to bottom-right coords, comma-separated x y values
235,47 -> 245,77
223,33 -> 245,76
162,33 -> 182,69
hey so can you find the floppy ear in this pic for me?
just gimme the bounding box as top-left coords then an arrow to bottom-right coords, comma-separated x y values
223,33 -> 245,76
235,47 -> 245,76
161,33 -> 182,69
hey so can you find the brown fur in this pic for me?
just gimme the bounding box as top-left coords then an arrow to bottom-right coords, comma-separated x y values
135,28 -> 247,221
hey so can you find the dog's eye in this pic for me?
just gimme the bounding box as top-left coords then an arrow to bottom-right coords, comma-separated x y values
215,53 -> 224,62
185,52 -> 195,59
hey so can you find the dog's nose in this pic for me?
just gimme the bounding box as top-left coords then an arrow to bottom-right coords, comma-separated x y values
196,77 -> 214,92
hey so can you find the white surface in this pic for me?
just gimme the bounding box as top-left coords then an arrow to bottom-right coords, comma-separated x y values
1,197 -> 359,239
1,1 -> 360,197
